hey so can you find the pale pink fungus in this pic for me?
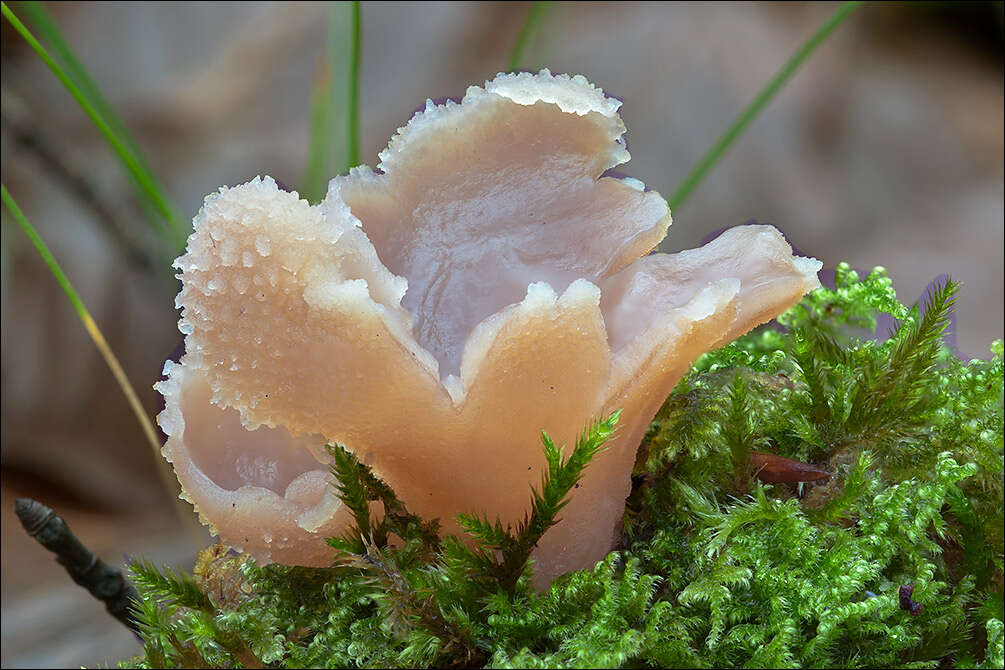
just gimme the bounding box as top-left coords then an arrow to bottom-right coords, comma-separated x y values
156,70 -> 821,585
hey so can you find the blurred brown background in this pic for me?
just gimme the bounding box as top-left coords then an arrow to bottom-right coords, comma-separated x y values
1,2 -> 1002,667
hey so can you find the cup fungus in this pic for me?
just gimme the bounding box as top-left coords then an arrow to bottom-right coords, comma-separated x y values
157,70 -> 822,585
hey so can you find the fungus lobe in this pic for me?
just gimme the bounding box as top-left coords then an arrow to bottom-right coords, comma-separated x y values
157,70 -> 821,586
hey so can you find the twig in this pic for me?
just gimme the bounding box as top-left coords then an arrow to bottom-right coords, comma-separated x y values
14,497 -> 141,633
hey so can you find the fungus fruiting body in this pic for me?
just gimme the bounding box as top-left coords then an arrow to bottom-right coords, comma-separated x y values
157,70 -> 821,585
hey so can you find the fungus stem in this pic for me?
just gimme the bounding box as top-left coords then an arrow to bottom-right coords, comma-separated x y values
508,1 -> 552,72
1,1 -> 187,252
668,1 -> 863,211
1,185 -> 181,507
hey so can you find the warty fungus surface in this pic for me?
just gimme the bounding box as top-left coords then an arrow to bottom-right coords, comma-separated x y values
157,70 -> 822,585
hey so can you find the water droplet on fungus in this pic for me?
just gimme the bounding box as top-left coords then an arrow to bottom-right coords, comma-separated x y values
255,236 -> 272,256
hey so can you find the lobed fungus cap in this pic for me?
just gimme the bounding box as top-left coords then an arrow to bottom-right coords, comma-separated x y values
157,70 -> 821,584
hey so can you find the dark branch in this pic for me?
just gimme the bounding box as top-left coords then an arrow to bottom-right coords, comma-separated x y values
14,497 -> 140,633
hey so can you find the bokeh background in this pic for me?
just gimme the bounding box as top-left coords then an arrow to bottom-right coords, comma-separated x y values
1,2 -> 1002,666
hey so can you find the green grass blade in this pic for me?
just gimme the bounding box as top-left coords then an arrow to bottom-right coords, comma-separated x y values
667,1 -> 863,211
301,2 -> 360,202
508,1 -> 552,72
300,40 -> 335,203
345,0 -> 362,172
16,2 -> 156,182
2,1 -> 188,250
2,184 -> 166,461
14,1 -> 167,253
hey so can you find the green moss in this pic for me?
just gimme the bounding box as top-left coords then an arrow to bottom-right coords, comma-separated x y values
121,264 -> 1004,669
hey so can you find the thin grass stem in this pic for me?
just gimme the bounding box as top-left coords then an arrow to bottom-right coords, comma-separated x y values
2,1 -> 187,251
301,54 -> 334,203
16,1 -> 166,238
302,2 -> 360,201
508,1 -> 552,72
667,1 -> 863,211
17,3 -> 158,188
345,1 -> 362,172
1,184 -> 180,504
